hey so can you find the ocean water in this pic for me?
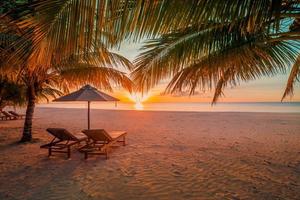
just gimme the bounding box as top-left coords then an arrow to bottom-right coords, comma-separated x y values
38,102 -> 300,113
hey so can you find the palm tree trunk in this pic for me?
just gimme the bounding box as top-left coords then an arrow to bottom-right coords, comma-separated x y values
20,85 -> 36,142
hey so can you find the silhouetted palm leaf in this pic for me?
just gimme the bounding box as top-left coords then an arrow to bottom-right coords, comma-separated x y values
282,55 -> 300,100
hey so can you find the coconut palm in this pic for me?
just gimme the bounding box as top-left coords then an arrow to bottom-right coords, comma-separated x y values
1,1 -> 133,142
1,24 -> 132,142
1,30 -> 132,142
128,0 -> 300,102
17,58 -> 132,142
1,33 -> 132,142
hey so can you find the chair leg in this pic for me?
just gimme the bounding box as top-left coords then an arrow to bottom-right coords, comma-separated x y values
67,147 -> 71,159
105,149 -> 109,159
48,148 -> 52,157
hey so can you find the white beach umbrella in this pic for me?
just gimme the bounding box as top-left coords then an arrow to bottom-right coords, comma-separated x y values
54,84 -> 119,129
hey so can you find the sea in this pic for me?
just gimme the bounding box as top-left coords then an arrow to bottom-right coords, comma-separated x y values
37,102 -> 300,113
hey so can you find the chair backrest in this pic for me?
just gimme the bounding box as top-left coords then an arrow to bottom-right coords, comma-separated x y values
46,128 -> 77,141
2,111 -> 12,117
82,129 -> 112,142
9,111 -> 19,116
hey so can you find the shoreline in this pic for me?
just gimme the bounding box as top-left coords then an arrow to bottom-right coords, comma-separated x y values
36,106 -> 300,114
35,102 -> 300,114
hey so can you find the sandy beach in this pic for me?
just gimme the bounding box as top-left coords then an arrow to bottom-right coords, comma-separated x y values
0,107 -> 299,200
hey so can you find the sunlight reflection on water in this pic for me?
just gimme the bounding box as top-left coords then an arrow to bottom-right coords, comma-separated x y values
134,102 -> 144,110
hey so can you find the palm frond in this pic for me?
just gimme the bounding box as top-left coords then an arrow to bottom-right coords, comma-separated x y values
117,0 -> 294,39
212,69 -> 232,104
164,40 -> 299,103
58,63 -> 133,92
0,75 -> 26,108
56,44 -> 133,71
282,54 -> 300,100
8,0 -> 293,66
6,0 -> 128,67
131,20 -> 267,92
36,85 -> 64,102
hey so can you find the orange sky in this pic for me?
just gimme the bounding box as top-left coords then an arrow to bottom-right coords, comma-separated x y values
110,74 -> 300,103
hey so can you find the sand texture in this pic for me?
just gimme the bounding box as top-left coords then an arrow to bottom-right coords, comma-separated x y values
0,108 -> 300,200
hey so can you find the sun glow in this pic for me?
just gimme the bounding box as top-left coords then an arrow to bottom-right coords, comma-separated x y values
134,101 -> 144,110
128,93 -> 150,110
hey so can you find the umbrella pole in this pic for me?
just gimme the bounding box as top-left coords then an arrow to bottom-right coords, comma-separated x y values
88,101 -> 90,130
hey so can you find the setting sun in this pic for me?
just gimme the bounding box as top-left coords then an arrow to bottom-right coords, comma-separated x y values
128,93 -> 150,103
127,92 -> 150,110
134,101 -> 143,110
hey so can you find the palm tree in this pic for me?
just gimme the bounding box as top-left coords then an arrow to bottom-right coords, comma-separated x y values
1,25 -> 133,142
1,1 -> 133,142
1,33 -> 132,142
18,59 -> 132,142
126,0 -> 300,103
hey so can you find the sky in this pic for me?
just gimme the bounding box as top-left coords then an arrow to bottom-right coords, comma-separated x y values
111,41 -> 300,103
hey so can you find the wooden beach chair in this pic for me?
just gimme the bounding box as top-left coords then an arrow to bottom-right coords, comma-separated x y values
1,111 -> 17,120
9,111 -> 25,119
40,128 -> 88,158
80,129 -> 127,159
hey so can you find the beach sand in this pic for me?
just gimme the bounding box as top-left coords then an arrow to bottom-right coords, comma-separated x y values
0,107 -> 299,199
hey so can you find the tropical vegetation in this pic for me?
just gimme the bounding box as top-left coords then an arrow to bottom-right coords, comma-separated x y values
0,0 -> 299,142
0,0 -> 132,142
0,76 -> 26,111
129,0 -> 300,103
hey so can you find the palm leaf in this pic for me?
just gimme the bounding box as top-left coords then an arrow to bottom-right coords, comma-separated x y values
282,54 -> 300,100
131,20 -> 266,92
58,63 -> 133,92
164,40 -> 299,102
6,0 -> 126,67
117,0 -> 296,40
